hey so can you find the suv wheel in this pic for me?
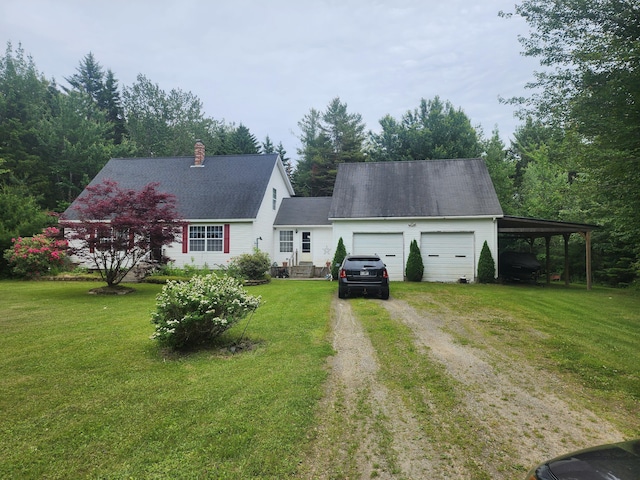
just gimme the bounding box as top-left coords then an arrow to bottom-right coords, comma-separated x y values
380,288 -> 389,300
338,287 -> 347,299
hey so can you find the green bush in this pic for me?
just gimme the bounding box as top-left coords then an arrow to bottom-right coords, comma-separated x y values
151,273 -> 261,349
405,239 -> 424,281
477,240 -> 496,283
331,237 -> 347,280
229,249 -> 271,280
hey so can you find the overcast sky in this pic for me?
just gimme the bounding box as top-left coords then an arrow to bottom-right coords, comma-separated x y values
1,0 -> 539,161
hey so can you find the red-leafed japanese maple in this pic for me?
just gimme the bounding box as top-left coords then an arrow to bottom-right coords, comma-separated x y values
63,179 -> 183,287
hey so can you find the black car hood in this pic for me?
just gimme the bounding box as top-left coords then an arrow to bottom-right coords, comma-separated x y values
545,439 -> 640,480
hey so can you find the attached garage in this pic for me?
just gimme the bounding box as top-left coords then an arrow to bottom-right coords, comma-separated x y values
421,232 -> 475,282
353,233 -> 404,281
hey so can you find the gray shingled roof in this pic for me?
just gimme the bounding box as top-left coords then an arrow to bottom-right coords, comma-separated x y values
329,159 -> 503,219
274,197 -> 333,226
62,154 -> 282,221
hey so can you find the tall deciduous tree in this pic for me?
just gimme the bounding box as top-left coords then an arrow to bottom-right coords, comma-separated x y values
368,96 -> 482,161
63,179 -> 183,287
0,185 -> 53,275
293,98 -> 366,196
482,128 -> 515,214
0,42 -> 53,195
123,74 -> 216,157
504,0 -> 640,280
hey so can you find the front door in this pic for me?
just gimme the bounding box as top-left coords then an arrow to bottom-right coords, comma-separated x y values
301,231 -> 312,263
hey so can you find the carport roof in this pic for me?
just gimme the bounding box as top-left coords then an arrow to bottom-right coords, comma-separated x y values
498,216 -> 598,237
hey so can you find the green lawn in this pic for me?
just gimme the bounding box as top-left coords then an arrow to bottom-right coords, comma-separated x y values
1,280 -> 638,478
0,279 -> 335,479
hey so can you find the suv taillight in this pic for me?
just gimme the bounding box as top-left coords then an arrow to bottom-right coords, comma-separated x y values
383,268 -> 389,279
340,268 -> 347,278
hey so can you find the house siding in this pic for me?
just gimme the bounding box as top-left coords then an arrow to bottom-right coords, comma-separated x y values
272,226 -> 333,267
332,217 -> 498,282
252,159 -> 294,260
165,221 -> 254,268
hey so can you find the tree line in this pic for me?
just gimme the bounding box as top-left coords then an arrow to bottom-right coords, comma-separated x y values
1,0 -> 638,284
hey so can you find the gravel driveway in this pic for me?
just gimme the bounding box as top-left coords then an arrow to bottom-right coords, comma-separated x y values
298,296 -> 624,479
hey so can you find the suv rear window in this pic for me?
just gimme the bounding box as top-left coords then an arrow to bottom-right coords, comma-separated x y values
343,257 -> 383,269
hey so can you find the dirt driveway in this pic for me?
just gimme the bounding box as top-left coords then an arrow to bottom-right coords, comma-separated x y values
298,296 -> 624,479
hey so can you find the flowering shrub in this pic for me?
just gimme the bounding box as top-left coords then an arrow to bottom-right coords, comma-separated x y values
151,273 -> 261,349
3,227 -> 69,278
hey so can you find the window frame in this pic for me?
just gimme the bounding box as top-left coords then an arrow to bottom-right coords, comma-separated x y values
279,230 -> 293,253
189,225 -> 224,252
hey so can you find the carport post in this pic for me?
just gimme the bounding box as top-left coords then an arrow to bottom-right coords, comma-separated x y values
585,231 -> 592,290
563,234 -> 570,286
545,236 -> 551,285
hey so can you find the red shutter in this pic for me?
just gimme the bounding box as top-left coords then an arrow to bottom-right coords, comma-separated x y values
182,225 -> 188,254
224,224 -> 230,253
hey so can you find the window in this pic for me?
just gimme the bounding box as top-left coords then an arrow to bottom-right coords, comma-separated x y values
272,188 -> 277,210
302,231 -> 311,253
189,225 -> 223,252
279,230 -> 293,252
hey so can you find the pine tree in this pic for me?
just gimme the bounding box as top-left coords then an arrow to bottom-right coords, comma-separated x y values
405,239 -> 424,281
477,241 -> 496,283
230,124 -> 259,154
331,237 -> 347,280
261,135 -> 275,154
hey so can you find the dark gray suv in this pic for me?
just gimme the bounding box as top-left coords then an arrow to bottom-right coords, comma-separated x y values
338,255 -> 389,300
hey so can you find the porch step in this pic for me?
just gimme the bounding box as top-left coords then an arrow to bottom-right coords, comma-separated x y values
290,265 -> 314,278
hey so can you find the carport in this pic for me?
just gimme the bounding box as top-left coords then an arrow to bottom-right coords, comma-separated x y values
497,216 -> 598,290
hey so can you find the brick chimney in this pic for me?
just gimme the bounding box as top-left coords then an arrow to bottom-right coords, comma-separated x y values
194,140 -> 205,166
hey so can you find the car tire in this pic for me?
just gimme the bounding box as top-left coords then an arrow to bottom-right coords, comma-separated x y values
338,287 -> 347,299
380,288 -> 389,300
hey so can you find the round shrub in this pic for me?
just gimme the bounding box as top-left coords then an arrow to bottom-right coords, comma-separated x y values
151,273 -> 261,349
230,249 -> 271,280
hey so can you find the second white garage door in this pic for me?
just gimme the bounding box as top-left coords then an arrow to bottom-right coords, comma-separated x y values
353,233 -> 404,281
420,232 -> 475,282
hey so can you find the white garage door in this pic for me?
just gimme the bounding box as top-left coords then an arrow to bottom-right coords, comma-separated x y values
353,233 -> 404,281
421,232 -> 475,282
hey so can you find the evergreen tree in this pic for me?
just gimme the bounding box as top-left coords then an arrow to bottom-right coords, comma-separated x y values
261,135 -> 275,154
230,124 -> 259,154
64,52 -> 104,103
405,239 -> 424,281
275,141 -> 292,179
99,70 -> 127,144
331,237 -> 347,280
293,98 -> 365,196
477,241 -> 496,283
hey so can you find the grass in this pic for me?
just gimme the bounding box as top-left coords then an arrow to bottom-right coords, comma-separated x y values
1,279 -> 638,478
0,279 -> 335,479
393,282 -> 640,423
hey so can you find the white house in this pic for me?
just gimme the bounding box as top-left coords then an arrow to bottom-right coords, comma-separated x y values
63,143 -> 509,282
